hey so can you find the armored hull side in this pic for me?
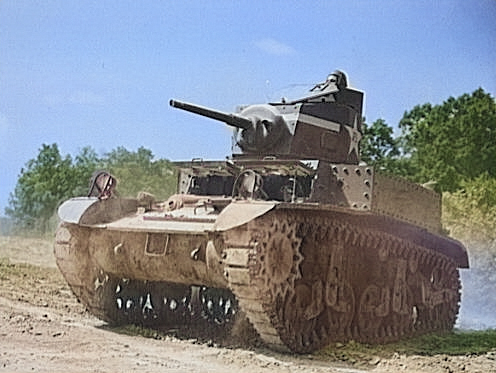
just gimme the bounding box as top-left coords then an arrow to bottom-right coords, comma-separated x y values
55,198 -> 464,353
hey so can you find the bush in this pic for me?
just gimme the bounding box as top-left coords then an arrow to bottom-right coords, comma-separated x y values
442,174 -> 496,241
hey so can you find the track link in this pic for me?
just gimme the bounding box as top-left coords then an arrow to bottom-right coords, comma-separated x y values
222,209 -> 461,353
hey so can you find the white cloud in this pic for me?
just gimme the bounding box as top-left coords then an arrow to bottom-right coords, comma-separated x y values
254,38 -> 296,56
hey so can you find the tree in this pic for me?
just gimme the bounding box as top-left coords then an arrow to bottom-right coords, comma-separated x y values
361,118 -> 399,163
6,144 -> 178,234
72,146 -> 102,196
399,88 -> 496,192
360,118 -> 415,177
101,146 -> 176,200
443,173 -> 496,240
5,144 -> 77,232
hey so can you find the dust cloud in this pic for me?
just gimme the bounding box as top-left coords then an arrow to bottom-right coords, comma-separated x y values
456,239 -> 496,330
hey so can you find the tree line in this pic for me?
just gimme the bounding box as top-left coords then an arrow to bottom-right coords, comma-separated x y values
5,87 -> 496,234
361,88 -> 495,192
5,145 -> 177,233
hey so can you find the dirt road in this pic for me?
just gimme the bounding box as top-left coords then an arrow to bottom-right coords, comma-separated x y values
1,296 -> 362,373
0,236 -> 495,373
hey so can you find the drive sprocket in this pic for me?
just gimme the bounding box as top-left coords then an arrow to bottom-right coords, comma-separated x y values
256,217 -> 303,300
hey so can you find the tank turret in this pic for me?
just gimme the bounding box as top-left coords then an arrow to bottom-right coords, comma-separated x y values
170,70 -> 364,164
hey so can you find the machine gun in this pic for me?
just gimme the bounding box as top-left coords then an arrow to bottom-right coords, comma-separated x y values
170,71 -> 364,164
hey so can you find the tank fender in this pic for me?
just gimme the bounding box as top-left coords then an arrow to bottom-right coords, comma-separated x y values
58,197 -> 138,226
214,200 -> 276,231
58,197 -> 99,224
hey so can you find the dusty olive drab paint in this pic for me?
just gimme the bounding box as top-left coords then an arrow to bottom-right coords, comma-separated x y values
54,71 -> 468,353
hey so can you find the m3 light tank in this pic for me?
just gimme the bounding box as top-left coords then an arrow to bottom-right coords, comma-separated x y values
54,71 -> 468,353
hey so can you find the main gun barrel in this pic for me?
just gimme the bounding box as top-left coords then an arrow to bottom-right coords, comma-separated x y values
169,99 -> 253,130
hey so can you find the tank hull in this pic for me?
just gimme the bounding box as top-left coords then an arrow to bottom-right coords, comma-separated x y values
55,199 -> 465,353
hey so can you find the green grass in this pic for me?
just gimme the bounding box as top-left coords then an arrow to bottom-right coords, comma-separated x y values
316,330 -> 496,366
387,330 -> 496,356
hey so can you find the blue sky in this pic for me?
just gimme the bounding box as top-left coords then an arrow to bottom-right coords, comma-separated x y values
1,0 -> 495,214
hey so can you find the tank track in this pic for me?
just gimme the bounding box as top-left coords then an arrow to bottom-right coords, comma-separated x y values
222,209 -> 461,353
54,223 -> 237,333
